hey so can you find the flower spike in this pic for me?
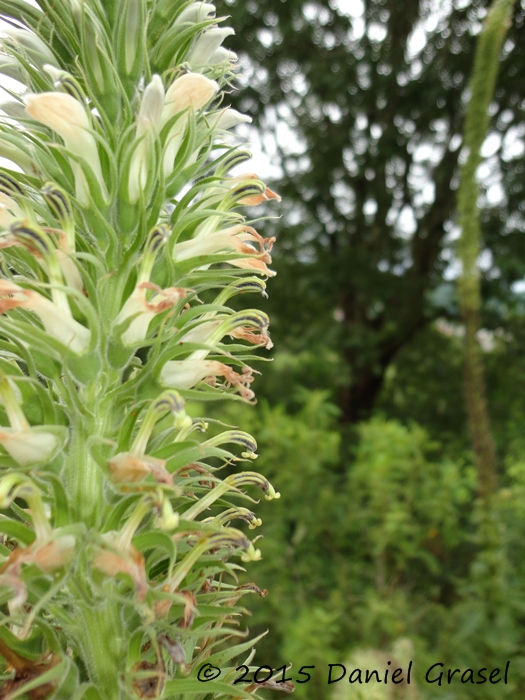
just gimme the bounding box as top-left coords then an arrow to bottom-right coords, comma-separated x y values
0,1 -> 280,694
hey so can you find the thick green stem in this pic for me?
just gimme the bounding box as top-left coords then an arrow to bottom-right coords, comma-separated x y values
67,419 -> 104,527
75,600 -> 124,699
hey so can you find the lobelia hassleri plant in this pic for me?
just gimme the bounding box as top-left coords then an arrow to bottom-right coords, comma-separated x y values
0,0 -> 285,698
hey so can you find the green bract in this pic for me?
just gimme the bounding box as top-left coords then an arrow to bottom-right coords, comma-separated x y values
0,1 -> 281,697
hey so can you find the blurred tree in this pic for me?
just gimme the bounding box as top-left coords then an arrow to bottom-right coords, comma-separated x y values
217,0 -> 525,423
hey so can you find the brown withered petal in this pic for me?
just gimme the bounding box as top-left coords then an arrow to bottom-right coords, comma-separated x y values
0,536 -> 75,609
199,577 -> 215,593
235,582 -> 268,597
131,661 -> 165,699
245,680 -> 295,694
0,642 -> 60,700
229,256 -> 276,277
179,590 -> 197,629
92,545 -> 148,601
32,536 -> 75,573
229,325 -> 273,349
109,452 -> 172,485
153,598 -> 171,620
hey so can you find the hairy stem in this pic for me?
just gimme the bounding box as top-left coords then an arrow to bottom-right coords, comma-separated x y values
457,0 -> 515,500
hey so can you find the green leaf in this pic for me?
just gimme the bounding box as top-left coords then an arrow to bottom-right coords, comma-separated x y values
163,677 -> 254,699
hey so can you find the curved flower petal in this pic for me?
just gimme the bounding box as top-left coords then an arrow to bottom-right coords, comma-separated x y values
109,452 -> 172,485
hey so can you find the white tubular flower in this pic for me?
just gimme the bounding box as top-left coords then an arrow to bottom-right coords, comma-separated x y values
177,320 -> 222,345
0,279 -> 90,353
187,27 -> 235,67
179,317 -> 273,350
162,73 -> 219,121
161,73 -> 219,178
24,92 -> 107,205
128,75 -> 165,203
192,174 -> 281,239
0,376 -> 67,466
208,47 -> 238,65
213,108 -> 252,131
173,225 -> 268,260
160,359 -> 255,401
0,426 -> 65,466
173,224 -> 276,276
137,75 -> 165,137
114,282 -> 186,345
175,3 -> 216,25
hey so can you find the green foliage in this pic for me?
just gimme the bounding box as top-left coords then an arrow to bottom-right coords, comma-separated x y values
218,381 -> 525,698
350,420 -> 473,577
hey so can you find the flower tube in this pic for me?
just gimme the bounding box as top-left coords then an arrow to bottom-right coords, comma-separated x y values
160,72 -> 219,177
0,279 -> 90,353
128,74 -> 165,202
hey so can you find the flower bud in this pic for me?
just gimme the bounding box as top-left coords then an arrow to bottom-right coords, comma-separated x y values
161,72 -> 219,178
24,92 -> 107,205
128,390 -> 191,458
202,430 -> 258,459
205,507 -> 262,529
175,3 -> 216,25
0,171 -> 25,199
128,77 -> 164,202
187,27 -> 235,67
0,137 -> 34,174
3,28 -> 59,70
214,108 -> 252,131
